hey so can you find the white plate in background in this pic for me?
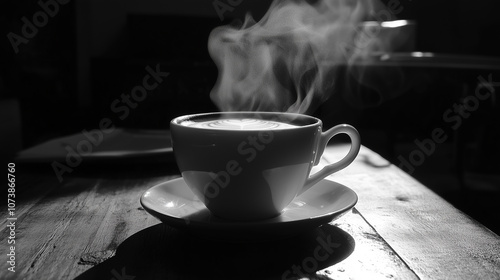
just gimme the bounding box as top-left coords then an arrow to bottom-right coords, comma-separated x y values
16,128 -> 173,163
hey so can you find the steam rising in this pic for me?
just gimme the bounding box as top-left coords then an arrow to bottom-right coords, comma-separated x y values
208,0 -> 403,113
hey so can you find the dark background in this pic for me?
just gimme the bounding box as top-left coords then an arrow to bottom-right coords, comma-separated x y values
1,0 -> 500,233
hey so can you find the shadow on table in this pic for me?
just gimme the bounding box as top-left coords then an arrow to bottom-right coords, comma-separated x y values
74,223 -> 355,280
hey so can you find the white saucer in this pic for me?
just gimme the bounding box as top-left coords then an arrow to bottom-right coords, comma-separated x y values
140,177 -> 357,241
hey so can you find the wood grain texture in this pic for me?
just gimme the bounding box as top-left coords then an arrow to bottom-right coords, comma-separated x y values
0,167 -> 174,280
325,210 -> 419,280
1,146 -> 499,279
322,145 -> 500,280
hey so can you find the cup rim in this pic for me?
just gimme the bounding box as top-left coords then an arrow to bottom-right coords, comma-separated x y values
171,111 -> 321,131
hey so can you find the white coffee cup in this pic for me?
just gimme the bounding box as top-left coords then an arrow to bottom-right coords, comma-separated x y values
171,112 -> 360,221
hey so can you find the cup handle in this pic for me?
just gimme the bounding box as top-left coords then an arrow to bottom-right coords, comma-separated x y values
300,124 -> 361,195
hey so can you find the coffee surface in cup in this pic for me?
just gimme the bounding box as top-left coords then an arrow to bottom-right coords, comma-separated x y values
182,118 -> 298,130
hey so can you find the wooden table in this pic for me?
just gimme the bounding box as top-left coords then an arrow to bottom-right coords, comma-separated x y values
2,145 -> 499,279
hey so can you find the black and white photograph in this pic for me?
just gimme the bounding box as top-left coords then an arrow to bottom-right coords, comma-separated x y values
1,0 -> 500,279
